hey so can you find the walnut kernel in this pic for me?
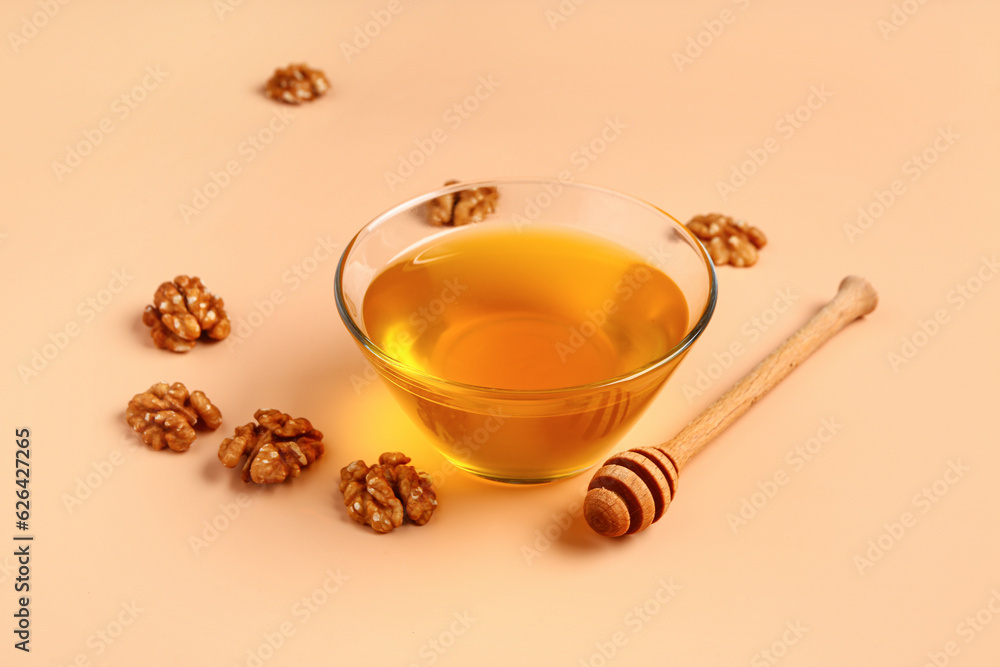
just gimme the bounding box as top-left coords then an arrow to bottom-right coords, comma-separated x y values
427,180 -> 499,226
685,213 -> 767,268
126,382 -> 222,452
339,452 -> 437,533
265,63 -> 330,104
142,275 -> 230,352
218,409 -> 324,484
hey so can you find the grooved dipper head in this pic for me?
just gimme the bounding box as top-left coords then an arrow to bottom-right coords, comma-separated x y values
584,447 -> 679,537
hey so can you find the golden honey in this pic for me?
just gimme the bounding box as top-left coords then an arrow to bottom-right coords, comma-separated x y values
361,224 -> 690,482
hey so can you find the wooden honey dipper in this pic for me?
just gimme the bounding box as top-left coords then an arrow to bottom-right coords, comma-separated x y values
584,276 -> 878,537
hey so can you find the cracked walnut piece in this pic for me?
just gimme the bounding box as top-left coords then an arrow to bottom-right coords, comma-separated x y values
218,409 -> 324,484
126,382 -> 222,452
265,63 -> 330,104
339,452 -> 437,533
686,213 -> 768,268
427,180 -> 499,226
142,275 -> 230,352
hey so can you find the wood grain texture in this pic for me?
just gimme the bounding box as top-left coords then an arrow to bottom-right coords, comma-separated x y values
585,276 -> 878,537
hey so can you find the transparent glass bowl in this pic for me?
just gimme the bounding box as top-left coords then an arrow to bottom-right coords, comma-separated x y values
335,179 -> 717,483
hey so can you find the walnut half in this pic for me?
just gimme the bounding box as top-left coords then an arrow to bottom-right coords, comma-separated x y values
142,275 -> 230,352
685,213 -> 767,268
339,452 -> 437,533
126,382 -> 222,452
265,63 -> 330,104
218,409 -> 324,484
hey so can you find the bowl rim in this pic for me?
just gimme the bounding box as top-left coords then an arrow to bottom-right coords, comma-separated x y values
334,178 -> 718,398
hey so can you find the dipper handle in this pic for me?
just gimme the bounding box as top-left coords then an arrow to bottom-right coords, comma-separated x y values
584,276 -> 878,537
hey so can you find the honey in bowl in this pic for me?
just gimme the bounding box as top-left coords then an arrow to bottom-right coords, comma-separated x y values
360,223 -> 690,482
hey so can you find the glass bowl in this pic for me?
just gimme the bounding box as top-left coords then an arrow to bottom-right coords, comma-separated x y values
335,179 -> 717,483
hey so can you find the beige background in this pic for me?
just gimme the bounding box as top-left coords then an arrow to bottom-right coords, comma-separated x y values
3,1 -> 999,665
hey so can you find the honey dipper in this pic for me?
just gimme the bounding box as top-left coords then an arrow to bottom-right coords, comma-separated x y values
584,276 -> 878,537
